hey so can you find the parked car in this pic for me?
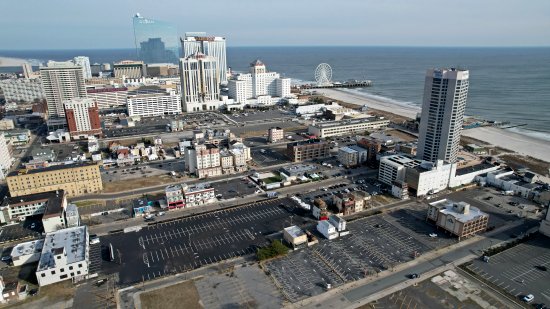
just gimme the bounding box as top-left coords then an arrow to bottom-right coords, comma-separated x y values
522,294 -> 534,303
429,233 -> 438,238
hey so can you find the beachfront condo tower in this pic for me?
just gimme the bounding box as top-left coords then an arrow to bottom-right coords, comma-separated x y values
133,13 -> 179,64
40,61 -> 87,118
181,32 -> 228,83
417,68 -> 469,164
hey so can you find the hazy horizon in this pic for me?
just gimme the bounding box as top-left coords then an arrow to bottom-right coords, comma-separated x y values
1,0 -> 549,49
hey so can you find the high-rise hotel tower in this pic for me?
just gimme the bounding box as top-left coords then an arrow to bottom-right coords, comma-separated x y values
181,33 -> 227,83
417,68 -> 469,163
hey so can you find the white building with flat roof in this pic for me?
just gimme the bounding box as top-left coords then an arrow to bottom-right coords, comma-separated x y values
86,87 -> 128,109
10,239 -> 44,266
0,133 -> 13,180
36,226 -> 89,286
308,117 -> 390,138
378,155 -> 422,185
127,89 -> 182,117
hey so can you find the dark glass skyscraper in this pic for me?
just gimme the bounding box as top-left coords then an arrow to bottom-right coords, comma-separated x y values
133,13 -> 179,64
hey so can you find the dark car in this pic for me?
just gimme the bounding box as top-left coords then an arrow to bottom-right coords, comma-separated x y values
536,265 -> 548,271
409,273 -> 420,279
29,289 -> 38,296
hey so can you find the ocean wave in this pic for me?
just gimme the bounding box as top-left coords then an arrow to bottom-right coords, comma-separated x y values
505,127 -> 550,142
336,88 -> 421,110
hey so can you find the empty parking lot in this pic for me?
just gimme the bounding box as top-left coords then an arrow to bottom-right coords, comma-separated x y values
101,198 -> 314,285
467,234 -> 550,304
264,205 -> 449,302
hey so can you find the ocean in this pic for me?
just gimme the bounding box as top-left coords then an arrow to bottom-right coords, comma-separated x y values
1,46 -> 549,138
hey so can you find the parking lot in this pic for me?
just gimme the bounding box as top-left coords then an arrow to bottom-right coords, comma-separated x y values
210,177 -> 261,200
101,198 -> 314,285
229,109 -> 293,124
0,216 -> 43,244
264,204 -> 449,302
101,159 -> 185,182
251,147 -> 291,167
467,234 -> 550,305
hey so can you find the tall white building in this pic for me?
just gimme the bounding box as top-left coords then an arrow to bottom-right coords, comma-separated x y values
181,33 -> 227,83
417,68 -> 469,163
40,62 -> 87,117
22,63 -> 34,78
227,60 -> 291,106
73,56 -> 92,79
179,53 -> 221,112
0,78 -> 45,103
0,133 -> 13,180
127,89 -> 182,117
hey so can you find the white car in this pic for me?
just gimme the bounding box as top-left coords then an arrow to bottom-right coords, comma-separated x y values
157,212 -> 165,217
429,233 -> 438,238
522,294 -> 534,303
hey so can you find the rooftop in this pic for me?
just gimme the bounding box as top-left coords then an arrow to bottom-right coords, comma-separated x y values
430,199 -> 488,223
284,225 -> 305,238
288,138 -> 326,147
6,190 -> 65,217
381,154 -> 421,168
455,162 -> 497,176
7,162 -> 98,177
11,239 -> 44,258
310,117 -> 388,129
37,226 -> 88,272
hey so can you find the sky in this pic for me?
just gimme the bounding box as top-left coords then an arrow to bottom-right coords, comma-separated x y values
1,0 -> 549,49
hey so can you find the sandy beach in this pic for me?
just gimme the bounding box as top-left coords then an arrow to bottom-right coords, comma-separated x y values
321,88 -> 420,119
0,56 -> 29,67
321,88 -> 550,163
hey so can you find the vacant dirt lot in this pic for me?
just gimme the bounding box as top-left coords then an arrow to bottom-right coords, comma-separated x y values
140,280 -> 201,309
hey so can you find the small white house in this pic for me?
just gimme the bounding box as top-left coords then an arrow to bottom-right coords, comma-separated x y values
317,220 -> 338,240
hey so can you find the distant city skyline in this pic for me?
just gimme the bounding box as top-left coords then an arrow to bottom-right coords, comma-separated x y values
1,0 -> 549,49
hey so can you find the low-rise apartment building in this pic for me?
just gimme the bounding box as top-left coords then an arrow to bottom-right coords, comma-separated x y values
427,199 -> 489,241
337,145 -> 368,167
165,185 -> 185,209
6,163 -> 102,197
286,139 -> 330,162
36,226 -> 89,286
181,183 -> 216,207
307,117 -> 390,138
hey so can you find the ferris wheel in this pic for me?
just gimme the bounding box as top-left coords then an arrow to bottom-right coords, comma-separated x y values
314,63 -> 332,86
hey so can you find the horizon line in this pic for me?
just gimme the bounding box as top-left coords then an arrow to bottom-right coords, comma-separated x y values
1,45 -> 550,52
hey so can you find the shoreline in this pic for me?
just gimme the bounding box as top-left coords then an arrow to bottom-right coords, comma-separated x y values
0,56 -> 29,67
321,88 -> 550,163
